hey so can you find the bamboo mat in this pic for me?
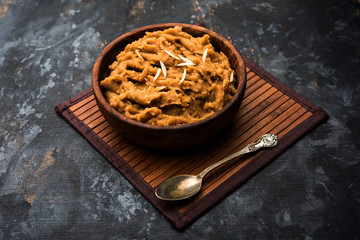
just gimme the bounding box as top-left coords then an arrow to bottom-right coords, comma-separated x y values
55,55 -> 328,230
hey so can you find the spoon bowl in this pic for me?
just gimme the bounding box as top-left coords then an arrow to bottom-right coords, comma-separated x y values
155,134 -> 278,201
155,175 -> 202,201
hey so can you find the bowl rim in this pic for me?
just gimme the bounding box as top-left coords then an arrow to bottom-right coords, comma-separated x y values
92,23 -> 246,131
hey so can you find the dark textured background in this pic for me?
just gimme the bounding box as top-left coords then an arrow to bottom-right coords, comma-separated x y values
1,0 -> 359,239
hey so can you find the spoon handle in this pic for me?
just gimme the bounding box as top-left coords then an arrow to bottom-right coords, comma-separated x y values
199,134 -> 278,178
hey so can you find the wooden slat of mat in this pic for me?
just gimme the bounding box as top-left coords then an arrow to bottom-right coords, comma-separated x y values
68,69 -> 315,214
83,111 -> 104,126
87,115 -> 106,129
93,121 -> 110,135
68,94 -> 95,112
281,111 -> 313,134
113,140 -> 129,153
75,102 -> 98,119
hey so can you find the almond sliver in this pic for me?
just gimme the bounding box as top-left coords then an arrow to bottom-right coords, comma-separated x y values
135,49 -> 145,61
230,71 -> 234,82
153,68 -> 161,81
160,60 -> 167,77
177,62 -> 195,66
164,49 -> 180,60
202,48 -> 208,62
179,69 -> 186,84
179,55 -> 194,65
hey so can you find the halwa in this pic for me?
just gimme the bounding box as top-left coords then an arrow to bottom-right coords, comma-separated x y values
100,26 -> 236,126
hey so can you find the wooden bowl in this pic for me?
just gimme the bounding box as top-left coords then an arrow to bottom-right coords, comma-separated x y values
92,23 -> 246,149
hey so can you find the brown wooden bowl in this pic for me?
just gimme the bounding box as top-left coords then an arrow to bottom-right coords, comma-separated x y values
92,23 -> 246,149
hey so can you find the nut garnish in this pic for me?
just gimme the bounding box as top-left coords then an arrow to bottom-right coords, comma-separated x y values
230,71 -> 234,83
179,55 -> 195,65
164,49 -> 180,60
153,68 -> 161,81
202,48 -> 208,62
179,69 -> 186,84
135,49 -> 145,61
160,60 -> 167,77
177,62 -> 195,66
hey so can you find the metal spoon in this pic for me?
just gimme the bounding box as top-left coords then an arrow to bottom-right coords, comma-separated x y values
155,134 -> 278,201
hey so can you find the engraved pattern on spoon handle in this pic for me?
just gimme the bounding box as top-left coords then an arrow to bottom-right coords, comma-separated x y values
199,134 -> 278,178
247,134 -> 278,152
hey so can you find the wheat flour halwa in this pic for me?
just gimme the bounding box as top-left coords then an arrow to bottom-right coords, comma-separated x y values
100,26 -> 236,126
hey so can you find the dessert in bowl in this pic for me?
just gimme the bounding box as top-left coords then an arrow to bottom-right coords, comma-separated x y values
92,23 -> 246,149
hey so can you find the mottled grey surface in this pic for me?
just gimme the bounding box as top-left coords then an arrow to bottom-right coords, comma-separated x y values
1,0 -> 359,239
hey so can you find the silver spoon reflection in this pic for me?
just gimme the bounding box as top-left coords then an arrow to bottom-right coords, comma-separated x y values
155,134 -> 278,201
